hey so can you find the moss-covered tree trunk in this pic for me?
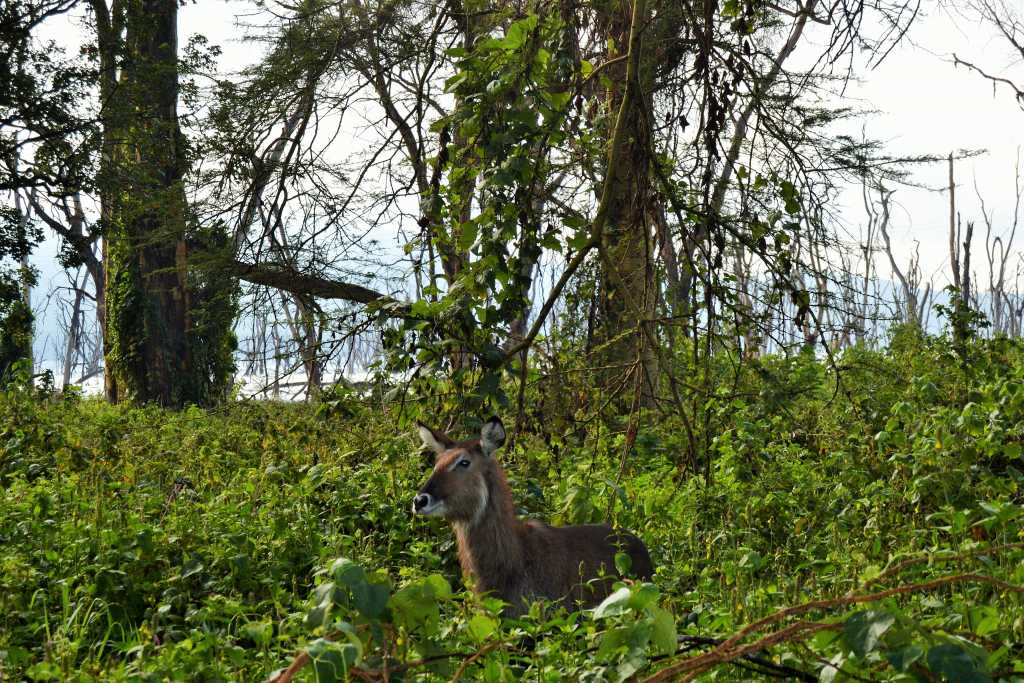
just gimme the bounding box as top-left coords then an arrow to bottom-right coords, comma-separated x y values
99,0 -> 218,407
91,0 -> 120,402
597,0 -> 659,404
0,193 -> 37,381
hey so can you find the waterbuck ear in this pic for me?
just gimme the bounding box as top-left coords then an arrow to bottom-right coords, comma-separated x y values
417,422 -> 455,455
480,416 -> 506,457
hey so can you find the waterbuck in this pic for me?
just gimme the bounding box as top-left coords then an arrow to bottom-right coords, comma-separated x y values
412,416 -> 653,615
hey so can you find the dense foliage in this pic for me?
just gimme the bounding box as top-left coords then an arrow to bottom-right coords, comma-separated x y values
1,331 -> 1022,681
0,205 -> 40,379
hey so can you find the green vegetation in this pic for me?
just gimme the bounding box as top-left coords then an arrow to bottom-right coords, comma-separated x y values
5,1 -> 1024,679
0,205 -> 39,380
1,330 -> 1022,681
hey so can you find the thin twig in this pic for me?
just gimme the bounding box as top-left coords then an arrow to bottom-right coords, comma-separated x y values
451,642 -> 503,682
266,651 -> 310,683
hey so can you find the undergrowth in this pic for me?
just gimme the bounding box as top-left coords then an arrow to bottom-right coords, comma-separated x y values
1,331 -> 1023,681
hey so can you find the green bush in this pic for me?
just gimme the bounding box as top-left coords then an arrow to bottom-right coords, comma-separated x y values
1,334 -> 1023,680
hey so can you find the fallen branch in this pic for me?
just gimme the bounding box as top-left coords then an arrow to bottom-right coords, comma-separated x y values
640,572 -> 1024,683
671,635 -> 818,681
643,621 -> 839,683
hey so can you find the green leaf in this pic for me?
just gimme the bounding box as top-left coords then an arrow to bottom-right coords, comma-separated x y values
500,14 -> 538,50
388,575 -> 451,632
596,625 -> 629,660
305,604 -> 329,629
476,371 -> 501,399
859,564 -> 881,583
541,233 -> 562,251
181,559 -> 204,579
628,583 -> 660,611
25,661 -> 62,681
779,179 -> 801,214
615,652 -> 648,681
468,614 -> 498,642
334,622 -> 364,665
307,638 -> 359,683
567,231 -> 590,250
885,644 -> 924,672
592,586 -> 633,619
457,221 -> 478,251
242,621 -> 273,648
987,644 -> 1011,670
423,574 -> 451,599
926,644 -> 991,683
546,90 -> 571,111
968,606 -> 1000,637
738,549 -> 763,572
314,581 -> 337,606
353,580 -> 391,620
409,299 -> 433,317
444,70 -> 469,93
649,606 -> 677,656
843,610 -> 895,658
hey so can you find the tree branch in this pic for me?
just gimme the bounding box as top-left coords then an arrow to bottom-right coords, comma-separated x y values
953,54 -> 1024,108
227,261 -> 409,314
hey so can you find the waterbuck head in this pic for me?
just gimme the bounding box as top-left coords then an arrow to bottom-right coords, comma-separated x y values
412,417 -> 507,525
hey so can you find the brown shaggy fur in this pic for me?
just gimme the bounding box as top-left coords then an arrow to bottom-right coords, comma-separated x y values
414,419 -> 653,616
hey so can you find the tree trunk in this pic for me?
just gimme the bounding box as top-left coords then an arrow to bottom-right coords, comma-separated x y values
92,0 -> 120,401
14,188 -> 34,375
597,0 -> 658,405
101,0 -> 194,406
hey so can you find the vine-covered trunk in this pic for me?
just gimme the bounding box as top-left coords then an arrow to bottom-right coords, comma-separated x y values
100,0 -> 217,406
440,0 -> 480,374
597,0 -> 659,405
92,0 -> 119,401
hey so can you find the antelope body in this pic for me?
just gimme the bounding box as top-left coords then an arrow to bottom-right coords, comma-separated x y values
412,417 -> 653,615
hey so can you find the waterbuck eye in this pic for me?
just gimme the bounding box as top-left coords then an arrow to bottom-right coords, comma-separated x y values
457,458 -> 471,468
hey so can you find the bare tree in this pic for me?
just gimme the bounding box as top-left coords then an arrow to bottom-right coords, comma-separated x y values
977,156 -> 1022,335
953,0 -> 1024,111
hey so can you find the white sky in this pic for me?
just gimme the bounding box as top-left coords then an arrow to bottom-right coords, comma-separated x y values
27,0 -> 1024,365
835,3 -> 1024,281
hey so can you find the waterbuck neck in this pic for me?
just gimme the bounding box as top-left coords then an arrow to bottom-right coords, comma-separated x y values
453,466 -> 525,590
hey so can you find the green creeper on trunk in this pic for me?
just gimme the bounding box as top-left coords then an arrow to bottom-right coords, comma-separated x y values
98,0 -> 235,406
596,0 -> 659,405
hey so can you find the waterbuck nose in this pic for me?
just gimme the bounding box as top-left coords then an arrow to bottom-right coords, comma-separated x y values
412,493 -> 432,513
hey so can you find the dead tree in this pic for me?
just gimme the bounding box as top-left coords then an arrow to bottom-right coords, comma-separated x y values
871,183 -> 932,329
977,154 -> 1022,336
57,268 -> 88,388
